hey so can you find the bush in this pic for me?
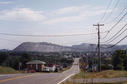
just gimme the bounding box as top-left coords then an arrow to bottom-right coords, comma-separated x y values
101,64 -> 113,70
115,64 -> 124,70
112,50 -> 127,70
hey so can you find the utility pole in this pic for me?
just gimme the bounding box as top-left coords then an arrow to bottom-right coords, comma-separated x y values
93,23 -> 104,72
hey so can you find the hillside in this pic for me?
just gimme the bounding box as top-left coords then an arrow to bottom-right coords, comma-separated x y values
13,42 -> 127,52
14,42 -> 72,52
72,43 -> 127,52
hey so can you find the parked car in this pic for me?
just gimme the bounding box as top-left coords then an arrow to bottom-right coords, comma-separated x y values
27,70 -> 36,73
43,67 -> 50,72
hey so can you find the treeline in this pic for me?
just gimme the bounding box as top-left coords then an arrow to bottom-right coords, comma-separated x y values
81,49 -> 127,71
100,49 -> 127,71
0,51 -> 74,70
112,50 -> 127,70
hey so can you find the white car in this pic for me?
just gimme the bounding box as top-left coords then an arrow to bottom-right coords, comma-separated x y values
43,67 -> 50,72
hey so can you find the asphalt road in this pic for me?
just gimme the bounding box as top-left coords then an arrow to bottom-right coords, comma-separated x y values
0,58 -> 80,84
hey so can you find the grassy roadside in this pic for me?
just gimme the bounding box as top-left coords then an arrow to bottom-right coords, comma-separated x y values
72,70 -> 127,79
0,66 -> 19,74
62,70 -> 127,84
62,81 -> 127,84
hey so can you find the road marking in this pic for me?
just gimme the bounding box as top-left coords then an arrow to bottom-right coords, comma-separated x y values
0,74 -> 20,77
0,75 -> 5,77
57,73 -> 75,84
0,74 -> 33,83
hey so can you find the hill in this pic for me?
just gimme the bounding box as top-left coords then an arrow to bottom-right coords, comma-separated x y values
0,49 -> 10,52
72,43 -> 127,52
14,42 -> 127,52
14,42 -> 72,52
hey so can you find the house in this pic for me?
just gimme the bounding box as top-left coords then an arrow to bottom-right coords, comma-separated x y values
44,64 -> 56,72
26,60 -> 46,72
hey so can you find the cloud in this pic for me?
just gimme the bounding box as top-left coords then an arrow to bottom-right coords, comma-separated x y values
53,5 -> 90,15
43,5 -> 112,25
52,5 -> 108,16
43,15 -> 86,24
0,8 -> 46,21
0,5 -> 113,24
0,1 -> 12,5
43,5 -> 89,24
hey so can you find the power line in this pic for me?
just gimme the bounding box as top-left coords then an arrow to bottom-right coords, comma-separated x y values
106,5 -> 127,24
0,37 -> 97,52
0,37 -> 20,43
0,31 -> 108,37
101,10 -> 127,39
106,34 -> 127,48
107,26 -> 127,44
101,30 -> 110,39
103,0 -> 120,22
102,23 -> 127,43
99,0 -> 113,22
0,37 -> 21,45
108,10 -> 127,31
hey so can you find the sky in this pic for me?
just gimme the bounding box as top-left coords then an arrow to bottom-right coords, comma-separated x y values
0,0 -> 127,50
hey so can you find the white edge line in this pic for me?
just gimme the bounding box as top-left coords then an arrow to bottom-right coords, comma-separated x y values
57,73 -> 75,84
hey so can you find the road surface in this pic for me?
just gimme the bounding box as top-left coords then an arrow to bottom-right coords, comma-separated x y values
0,58 -> 79,84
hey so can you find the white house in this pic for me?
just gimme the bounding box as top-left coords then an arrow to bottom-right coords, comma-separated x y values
43,64 -> 56,72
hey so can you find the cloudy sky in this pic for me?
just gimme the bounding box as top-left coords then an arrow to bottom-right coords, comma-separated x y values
0,0 -> 127,49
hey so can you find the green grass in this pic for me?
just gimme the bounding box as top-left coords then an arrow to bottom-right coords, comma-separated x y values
72,70 -> 127,79
62,80 -> 127,84
0,66 -> 19,74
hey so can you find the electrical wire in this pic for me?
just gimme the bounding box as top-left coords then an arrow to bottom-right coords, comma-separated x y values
103,0 -> 120,22
102,23 -> 127,43
99,0 -> 113,22
106,34 -> 127,48
0,37 -> 97,51
101,30 -> 110,39
106,5 -> 127,24
108,10 -> 127,31
101,10 -> 127,39
107,26 -> 127,44
0,31 -> 108,37
0,37 -> 21,46
0,37 -> 20,43
108,28 -> 127,44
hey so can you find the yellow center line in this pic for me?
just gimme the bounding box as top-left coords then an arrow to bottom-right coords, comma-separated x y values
0,74 -> 34,83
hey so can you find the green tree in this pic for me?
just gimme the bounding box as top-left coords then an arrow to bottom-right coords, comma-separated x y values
112,50 -> 127,70
124,56 -> 127,70
0,52 -> 9,65
3,56 -> 20,70
20,53 -> 32,69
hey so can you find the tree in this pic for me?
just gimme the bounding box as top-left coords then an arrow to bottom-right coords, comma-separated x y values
101,64 -> 113,70
20,53 -> 32,69
124,56 -> 127,70
0,52 -> 9,65
112,50 -> 127,70
3,56 -> 20,70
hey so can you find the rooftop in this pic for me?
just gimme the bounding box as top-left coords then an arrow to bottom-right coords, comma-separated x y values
26,60 -> 46,64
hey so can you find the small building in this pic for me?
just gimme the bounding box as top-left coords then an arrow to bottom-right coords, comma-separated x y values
26,60 -> 46,72
44,64 -> 56,72
47,64 -> 56,72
